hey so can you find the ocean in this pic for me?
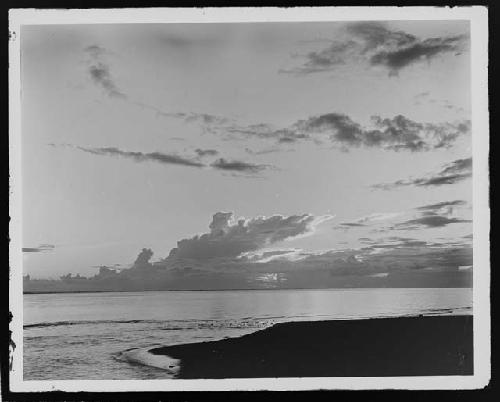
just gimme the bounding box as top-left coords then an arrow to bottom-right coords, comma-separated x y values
23,288 -> 472,380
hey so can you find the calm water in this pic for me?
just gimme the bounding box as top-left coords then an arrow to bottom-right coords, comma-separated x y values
23,288 -> 472,380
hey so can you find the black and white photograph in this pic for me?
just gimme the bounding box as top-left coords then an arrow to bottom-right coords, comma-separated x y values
8,6 -> 489,392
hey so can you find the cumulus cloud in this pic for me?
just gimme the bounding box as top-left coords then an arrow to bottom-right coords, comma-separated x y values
133,248 -> 154,268
22,244 -> 55,253
85,45 -> 126,99
166,212 -> 333,261
282,22 -> 468,76
42,210 -> 472,289
372,157 -> 472,190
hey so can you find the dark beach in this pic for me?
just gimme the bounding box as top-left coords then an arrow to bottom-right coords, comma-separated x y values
150,315 -> 473,378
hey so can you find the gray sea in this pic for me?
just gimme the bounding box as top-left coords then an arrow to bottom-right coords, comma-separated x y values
23,288 -> 472,380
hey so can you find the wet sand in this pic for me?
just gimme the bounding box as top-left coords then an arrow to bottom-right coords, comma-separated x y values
150,315 -> 473,378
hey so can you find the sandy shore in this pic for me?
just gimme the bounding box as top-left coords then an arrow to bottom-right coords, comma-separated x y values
149,315 -> 473,378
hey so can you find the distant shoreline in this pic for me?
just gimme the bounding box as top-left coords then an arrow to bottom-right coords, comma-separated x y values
23,286 -> 473,295
149,315 -> 473,378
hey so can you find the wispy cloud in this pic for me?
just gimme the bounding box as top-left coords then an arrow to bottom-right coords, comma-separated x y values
51,143 -> 274,177
413,92 -> 467,114
210,158 -> 271,174
23,244 -> 55,253
333,200 -> 470,233
416,200 -> 467,211
372,157 -> 472,190
85,45 -> 126,99
77,146 -> 205,168
395,215 -> 471,229
82,47 -> 467,154
339,222 -> 367,228
333,212 -> 403,230
195,148 -> 219,157
394,200 -> 471,230
213,112 -> 470,152
282,22 -> 468,76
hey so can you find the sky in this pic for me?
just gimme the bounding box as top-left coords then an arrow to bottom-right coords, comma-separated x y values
20,20 -> 473,282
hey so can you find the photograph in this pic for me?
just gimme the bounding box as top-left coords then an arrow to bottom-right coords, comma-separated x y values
8,6 -> 489,392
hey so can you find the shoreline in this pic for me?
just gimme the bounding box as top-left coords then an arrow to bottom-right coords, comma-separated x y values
149,315 -> 473,378
23,286 -> 473,295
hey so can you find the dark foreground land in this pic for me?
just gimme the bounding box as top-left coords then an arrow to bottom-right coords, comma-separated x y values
150,315 -> 473,378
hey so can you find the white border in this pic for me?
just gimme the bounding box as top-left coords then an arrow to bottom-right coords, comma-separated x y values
8,6 -> 490,392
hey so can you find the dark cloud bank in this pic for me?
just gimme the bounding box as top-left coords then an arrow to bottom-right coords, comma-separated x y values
24,211 -> 472,292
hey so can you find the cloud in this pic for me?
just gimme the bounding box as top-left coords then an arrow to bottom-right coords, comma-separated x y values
332,200 -> 470,233
339,222 -> 367,228
354,212 -> 403,225
85,45 -> 126,99
40,209 -> 472,289
440,157 -> 473,175
138,104 -> 233,131
369,272 -> 389,278
414,91 -> 430,102
219,112 -> 469,152
83,47 -> 235,129
52,144 -> 276,177
22,244 -> 55,253
240,248 -> 303,263
166,212 -> 333,261
396,215 -> 471,229
210,158 -> 271,174
281,241 -> 472,276
76,146 -> 205,168
85,45 -> 108,58
392,199 -> 470,230
333,215 -> 402,230
82,46 -> 466,154
245,147 -> 286,155
372,157 -> 472,190
416,200 -> 467,211
414,93 -> 467,113
89,64 -> 126,99
195,148 -> 219,157
282,22 -> 468,76
133,248 -> 154,268
370,34 -> 467,76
